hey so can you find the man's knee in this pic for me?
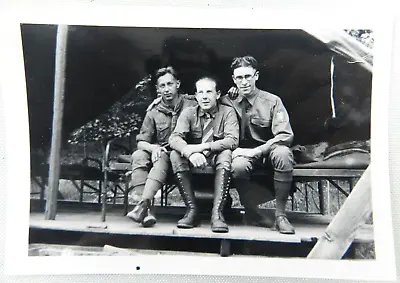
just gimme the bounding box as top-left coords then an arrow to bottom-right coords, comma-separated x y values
215,149 -> 232,171
231,157 -> 252,179
131,149 -> 151,167
170,150 -> 190,173
169,150 -> 181,163
130,150 -> 151,187
148,151 -> 170,183
153,151 -> 170,166
269,146 -> 294,171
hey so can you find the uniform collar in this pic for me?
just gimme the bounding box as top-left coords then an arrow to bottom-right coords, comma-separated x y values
198,103 -> 219,119
157,95 -> 183,114
237,88 -> 260,106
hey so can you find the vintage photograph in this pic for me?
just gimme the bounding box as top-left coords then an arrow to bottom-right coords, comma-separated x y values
24,23 -> 376,261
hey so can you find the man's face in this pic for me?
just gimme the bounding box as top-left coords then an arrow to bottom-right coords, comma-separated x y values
232,66 -> 259,96
156,73 -> 180,101
195,79 -> 221,111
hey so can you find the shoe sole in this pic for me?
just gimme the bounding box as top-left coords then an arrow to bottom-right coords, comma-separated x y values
177,222 -> 200,229
278,229 -> 295,235
142,218 -> 156,228
211,228 -> 229,233
275,223 -> 295,234
274,217 -> 296,234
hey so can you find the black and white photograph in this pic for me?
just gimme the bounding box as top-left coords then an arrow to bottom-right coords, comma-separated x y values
0,5 -> 397,281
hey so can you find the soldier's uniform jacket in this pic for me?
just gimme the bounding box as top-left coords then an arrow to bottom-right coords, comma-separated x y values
136,95 -> 197,148
220,88 -> 294,155
169,103 -> 239,153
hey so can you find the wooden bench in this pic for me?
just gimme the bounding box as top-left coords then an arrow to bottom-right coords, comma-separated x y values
101,139 -> 368,221
31,156 -> 124,206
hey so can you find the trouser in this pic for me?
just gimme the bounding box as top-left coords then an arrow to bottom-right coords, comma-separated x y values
231,145 -> 295,206
130,149 -> 170,200
170,149 -> 232,173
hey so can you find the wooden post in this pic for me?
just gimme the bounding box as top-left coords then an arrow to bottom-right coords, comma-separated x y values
305,182 -> 309,212
307,166 -> 371,259
45,25 -> 69,220
327,180 -> 331,215
101,139 -> 108,222
318,181 -> 325,215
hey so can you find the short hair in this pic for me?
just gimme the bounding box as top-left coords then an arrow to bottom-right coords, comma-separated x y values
154,66 -> 179,84
230,56 -> 258,71
195,75 -> 221,92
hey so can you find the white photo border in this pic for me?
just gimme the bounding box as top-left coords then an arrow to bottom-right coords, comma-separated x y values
0,4 -> 396,281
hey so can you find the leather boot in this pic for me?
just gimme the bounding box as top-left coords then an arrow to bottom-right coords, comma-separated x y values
175,171 -> 199,228
126,199 -> 151,223
236,179 -> 274,228
142,208 -> 157,228
211,169 -> 230,233
274,180 -> 295,234
139,179 -> 162,227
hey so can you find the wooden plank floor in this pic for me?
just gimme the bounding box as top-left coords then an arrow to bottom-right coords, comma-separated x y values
30,208 -> 374,244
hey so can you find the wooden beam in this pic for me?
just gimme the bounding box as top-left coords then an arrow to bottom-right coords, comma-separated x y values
318,181 -> 325,215
307,166 -> 372,259
45,25 -> 69,220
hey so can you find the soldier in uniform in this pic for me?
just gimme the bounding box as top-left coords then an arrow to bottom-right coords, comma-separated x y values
221,56 -> 296,234
169,76 -> 239,233
126,66 -> 197,227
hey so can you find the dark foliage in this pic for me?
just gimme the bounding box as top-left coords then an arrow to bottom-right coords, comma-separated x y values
68,75 -> 153,144
345,29 -> 374,49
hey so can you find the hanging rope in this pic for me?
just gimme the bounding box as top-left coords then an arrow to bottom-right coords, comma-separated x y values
330,56 -> 336,118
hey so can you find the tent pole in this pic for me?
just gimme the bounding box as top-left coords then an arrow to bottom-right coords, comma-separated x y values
307,166 -> 371,259
330,56 -> 336,118
45,25 -> 69,220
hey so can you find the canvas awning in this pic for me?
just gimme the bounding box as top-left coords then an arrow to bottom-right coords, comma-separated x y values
305,29 -> 373,72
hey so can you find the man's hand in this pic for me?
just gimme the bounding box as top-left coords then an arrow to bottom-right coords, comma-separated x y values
151,146 -> 167,163
189,153 -> 208,168
182,144 -> 209,159
232,147 -> 262,159
227,86 -> 239,100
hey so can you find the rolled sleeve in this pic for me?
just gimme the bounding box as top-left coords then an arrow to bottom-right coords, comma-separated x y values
209,107 -> 239,152
259,98 -> 294,154
136,112 -> 155,143
168,108 -> 191,152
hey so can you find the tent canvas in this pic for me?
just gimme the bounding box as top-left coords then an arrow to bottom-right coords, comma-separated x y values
21,25 -> 373,153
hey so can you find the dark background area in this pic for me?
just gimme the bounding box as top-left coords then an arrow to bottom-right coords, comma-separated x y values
21,24 -> 372,152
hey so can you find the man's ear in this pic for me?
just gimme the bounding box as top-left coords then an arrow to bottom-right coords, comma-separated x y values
216,90 -> 221,100
194,92 -> 201,103
254,71 -> 259,81
176,80 -> 181,88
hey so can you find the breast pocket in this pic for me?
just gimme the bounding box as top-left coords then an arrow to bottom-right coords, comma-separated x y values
250,117 -> 272,140
250,117 -> 271,127
156,123 -> 170,142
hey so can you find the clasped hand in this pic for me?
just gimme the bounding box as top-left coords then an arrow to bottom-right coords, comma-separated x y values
182,144 -> 210,168
181,144 -> 209,159
188,152 -> 208,168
